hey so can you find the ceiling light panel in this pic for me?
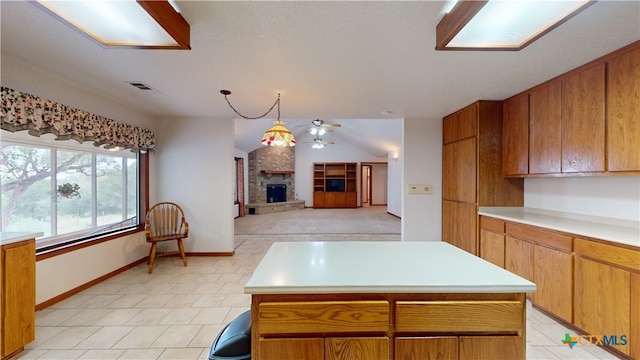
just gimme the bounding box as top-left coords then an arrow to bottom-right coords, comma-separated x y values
437,0 -> 594,50
36,0 -> 180,47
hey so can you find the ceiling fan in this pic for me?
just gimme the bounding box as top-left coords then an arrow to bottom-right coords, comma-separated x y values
309,119 -> 341,136
303,137 -> 335,149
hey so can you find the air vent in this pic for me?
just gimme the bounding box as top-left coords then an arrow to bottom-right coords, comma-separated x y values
127,81 -> 154,91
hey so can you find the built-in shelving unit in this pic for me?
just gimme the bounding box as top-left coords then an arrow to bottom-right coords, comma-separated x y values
313,162 -> 357,208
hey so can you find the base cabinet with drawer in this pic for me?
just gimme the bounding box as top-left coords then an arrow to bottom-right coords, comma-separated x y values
480,214 -> 640,359
251,294 -> 527,360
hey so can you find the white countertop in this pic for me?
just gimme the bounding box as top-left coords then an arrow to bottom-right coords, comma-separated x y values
244,241 -> 536,294
0,232 -> 43,246
479,207 -> 640,248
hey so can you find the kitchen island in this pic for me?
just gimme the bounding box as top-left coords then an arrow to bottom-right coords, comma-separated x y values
244,241 -> 536,360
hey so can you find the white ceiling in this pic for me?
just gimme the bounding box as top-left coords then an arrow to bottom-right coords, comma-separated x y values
1,1 -> 639,155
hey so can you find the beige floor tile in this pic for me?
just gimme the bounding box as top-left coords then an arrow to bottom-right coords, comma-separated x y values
150,325 -> 203,348
157,348 -> 204,360
35,308 -> 79,326
61,309 -> 114,326
113,325 -> 169,349
125,308 -> 172,326
78,349 -> 126,359
25,326 -> 68,349
166,294 -> 201,308
135,294 -> 175,308
117,348 -> 164,359
37,349 -> 87,359
107,294 -> 149,308
191,294 -> 227,308
14,349 -> 49,359
37,327 -> 101,350
157,308 -> 201,325
74,326 -> 134,349
95,309 -> 143,326
545,345 -> 601,359
190,307 -> 230,325
188,324 -> 226,348
526,345 -> 559,359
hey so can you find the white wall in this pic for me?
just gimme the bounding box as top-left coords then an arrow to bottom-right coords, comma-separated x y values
402,117 -> 442,241
1,56 -> 159,305
525,176 -> 640,222
155,117 -> 235,253
295,141 -> 387,207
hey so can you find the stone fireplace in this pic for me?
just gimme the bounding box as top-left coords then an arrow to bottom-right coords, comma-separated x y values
246,146 -> 304,214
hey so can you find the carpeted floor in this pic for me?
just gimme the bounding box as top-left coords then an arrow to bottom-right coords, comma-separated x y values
234,205 -> 401,235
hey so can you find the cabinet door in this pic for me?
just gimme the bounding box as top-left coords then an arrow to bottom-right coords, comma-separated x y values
333,193 -> 347,208
313,192 -> 325,208
574,257 -> 631,356
479,229 -> 505,268
443,138 -> 477,203
459,336 -> 524,360
442,201 -> 478,255
505,236 -> 533,283
345,192 -> 357,207
326,337 -> 389,360
443,103 -> 477,144
324,193 -> 337,208
607,46 -> 640,172
395,337 -> 458,360
2,241 -> 36,357
529,81 -> 562,174
259,338 -> 324,360
532,245 -> 572,322
561,63 -> 606,172
503,93 -> 529,176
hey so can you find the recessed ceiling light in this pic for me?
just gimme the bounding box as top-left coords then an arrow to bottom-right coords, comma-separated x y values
436,0 -> 594,51
35,0 -> 190,49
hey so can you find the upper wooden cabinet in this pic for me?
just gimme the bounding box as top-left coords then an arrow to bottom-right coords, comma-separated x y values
503,93 -> 530,177
529,80 -> 562,174
607,46 -> 640,172
443,103 -> 477,144
561,63 -> 606,173
502,40 -> 640,176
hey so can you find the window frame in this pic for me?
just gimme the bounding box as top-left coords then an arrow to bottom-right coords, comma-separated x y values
0,135 -> 149,257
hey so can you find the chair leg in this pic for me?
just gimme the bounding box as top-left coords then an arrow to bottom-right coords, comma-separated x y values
177,239 -> 187,267
148,243 -> 157,274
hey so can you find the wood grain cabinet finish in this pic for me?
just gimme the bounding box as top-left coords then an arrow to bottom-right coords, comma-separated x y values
312,162 -> 357,208
503,92 -> 530,177
561,63 -> 606,173
503,40 -> 640,176
529,80 -> 562,174
607,46 -> 640,172
504,236 -> 534,284
532,245 -> 573,322
442,101 -> 523,256
1,240 -> 36,359
480,229 -> 505,268
252,293 -> 527,360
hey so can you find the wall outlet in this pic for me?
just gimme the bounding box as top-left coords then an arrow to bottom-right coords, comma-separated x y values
408,184 -> 432,194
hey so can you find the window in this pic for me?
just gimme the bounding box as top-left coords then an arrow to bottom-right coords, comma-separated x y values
1,136 -> 139,249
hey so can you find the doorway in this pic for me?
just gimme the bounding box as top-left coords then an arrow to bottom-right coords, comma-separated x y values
361,164 -> 372,206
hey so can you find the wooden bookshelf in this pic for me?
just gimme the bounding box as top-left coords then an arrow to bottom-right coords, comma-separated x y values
312,162 -> 358,208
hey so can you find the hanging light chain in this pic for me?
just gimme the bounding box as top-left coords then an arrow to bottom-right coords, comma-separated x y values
221,91 -> 281,120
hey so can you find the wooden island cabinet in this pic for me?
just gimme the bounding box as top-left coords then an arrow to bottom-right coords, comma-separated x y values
245,242 -> 535,360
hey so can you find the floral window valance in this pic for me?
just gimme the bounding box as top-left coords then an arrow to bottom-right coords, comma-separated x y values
1,86 -> 155,152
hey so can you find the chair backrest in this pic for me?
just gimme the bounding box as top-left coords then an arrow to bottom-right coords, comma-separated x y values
146,202 -> 187,237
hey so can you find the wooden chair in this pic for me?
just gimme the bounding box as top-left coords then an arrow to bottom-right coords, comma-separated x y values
145,202 -> 189,274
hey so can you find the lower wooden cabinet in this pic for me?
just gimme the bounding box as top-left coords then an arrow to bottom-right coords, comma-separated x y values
252,294 -> 527,360
395,336 -> 523,360
532,245 -> 572,322
443,200 -> 478,255
313,192 -> 357,208
480,229 -> 505,268
1,239 -> 36,359
505,236 -> 534,283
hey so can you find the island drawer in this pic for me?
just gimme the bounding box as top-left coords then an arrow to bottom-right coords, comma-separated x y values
258,300 -> 389,334
395,300 -> 523,333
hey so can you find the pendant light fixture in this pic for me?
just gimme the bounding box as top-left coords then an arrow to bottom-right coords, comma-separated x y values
220,90 -> 296,147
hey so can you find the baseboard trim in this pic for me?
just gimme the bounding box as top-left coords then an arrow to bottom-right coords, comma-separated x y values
186,251 -> 235,257
36,257 -> 147,310
387,211 -> 401,219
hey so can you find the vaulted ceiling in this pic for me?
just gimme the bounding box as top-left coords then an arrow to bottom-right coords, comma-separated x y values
2,1 -> 639,155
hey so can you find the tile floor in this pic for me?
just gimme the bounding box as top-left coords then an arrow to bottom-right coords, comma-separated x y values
17,234 -> 620,360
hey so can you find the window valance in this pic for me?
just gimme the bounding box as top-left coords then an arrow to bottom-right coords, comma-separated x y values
1,86 -> 155,152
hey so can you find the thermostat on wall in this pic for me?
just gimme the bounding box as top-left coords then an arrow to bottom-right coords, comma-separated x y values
408,184 -> 432,194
